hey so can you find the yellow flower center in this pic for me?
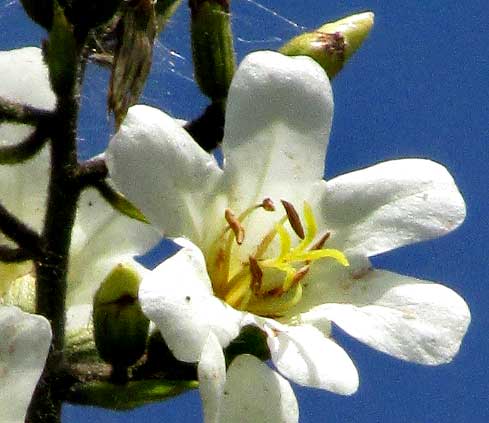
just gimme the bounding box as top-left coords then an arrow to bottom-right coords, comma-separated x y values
206,199 -> 348,317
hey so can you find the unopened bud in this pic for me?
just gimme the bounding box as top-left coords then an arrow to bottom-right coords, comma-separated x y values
108,0 -> 157,128
44,4 -> 77,96
93,263 -> 149,373
280,12 -> 374,78
190,0 -> 236,102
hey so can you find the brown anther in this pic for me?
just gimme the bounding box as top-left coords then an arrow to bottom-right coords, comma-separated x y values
225,208 -> 245,244
291,265 -> 310,285
281,200 -> 305,239
266,287 -> 284,297
249,256 -> 263,293
310,232 -> 331,250
261,198 -> 275,211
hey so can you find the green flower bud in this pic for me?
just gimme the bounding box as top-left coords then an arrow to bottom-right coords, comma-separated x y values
93,263 -> 149,375
190,0 -> 236,102
44,4 -> 77,96
280,11 -> 374,78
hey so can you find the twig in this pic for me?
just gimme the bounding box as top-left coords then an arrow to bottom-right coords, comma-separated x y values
0,245 -> 33,262
0,122 -> 51,164
0,96 -> 53,125
75,156 -> 109,188
0,201 -> 44,257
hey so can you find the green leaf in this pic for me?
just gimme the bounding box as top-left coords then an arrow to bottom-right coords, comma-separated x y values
68,379 -> 198,410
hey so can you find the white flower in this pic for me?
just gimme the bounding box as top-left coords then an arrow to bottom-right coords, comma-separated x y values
107,51 -> 470,422
0,306 -> 51,423
0,47 -> 160,304
0,47 -> 160,420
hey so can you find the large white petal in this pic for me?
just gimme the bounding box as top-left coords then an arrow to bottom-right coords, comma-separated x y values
0,47 -> 55,148
139,245 -> 243,363
0,47 -> 54,293
0,306 -> 52,423
317,159 -> 466,256
222,51 -> 333,208
265,323 -> 358,395
309,269 -> 470,365
106,105 -> 223,243
67,187 -> 159,305
0,148 -> 48,294
198,333 -> 226,423
217,354 -> 299,423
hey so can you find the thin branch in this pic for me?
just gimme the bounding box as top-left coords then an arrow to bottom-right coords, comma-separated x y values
0,122 -> 50,164
0,201 -> 44,257
75,156 -> 109,188
184,101 -> 225,152
0,96 -> 53,125
0,245 -> 33,262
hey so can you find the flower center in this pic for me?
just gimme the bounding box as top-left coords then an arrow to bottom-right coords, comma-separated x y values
206,198 -> 348,317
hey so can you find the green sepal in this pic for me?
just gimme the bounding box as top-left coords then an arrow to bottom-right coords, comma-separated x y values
96,181 -> 149,224
280,11 -> 374,78
67,379 -> 198,410
44,3 -> 77,96
93,263 -> 150,369
190,0 -> 236,101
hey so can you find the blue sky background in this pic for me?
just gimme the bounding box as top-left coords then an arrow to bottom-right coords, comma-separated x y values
1,0 -> 488,421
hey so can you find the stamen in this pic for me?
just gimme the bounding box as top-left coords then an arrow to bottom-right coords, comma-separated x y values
310,232 -> 331,251
225,208 -> 245,245
261,198 -> 275,211
291,265 -> 310,285
249,256 -> 263,293
281,200 -> 305,239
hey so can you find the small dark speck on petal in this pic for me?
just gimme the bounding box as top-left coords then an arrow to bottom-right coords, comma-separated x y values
185,296 -> 191,302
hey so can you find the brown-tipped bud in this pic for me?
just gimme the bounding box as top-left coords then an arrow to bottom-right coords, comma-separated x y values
93,263 -> 149,370
279,12 -> 374,78
190,0 -> 236,102
108,0 -> 157,128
